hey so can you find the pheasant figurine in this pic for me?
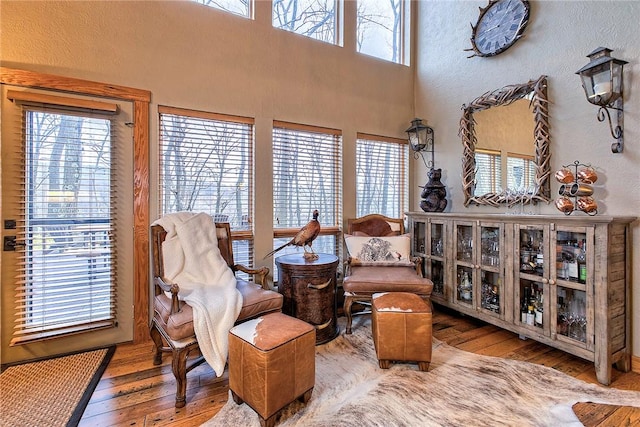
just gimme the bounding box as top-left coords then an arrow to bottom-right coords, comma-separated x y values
264,210 -> 320,260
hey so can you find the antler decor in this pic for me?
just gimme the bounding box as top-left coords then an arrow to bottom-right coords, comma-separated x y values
459,75 -> 552,207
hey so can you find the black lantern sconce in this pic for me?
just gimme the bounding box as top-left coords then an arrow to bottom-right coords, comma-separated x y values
406,118 -> 447,212
576,47 -> 628,153
405,118 -> 435,168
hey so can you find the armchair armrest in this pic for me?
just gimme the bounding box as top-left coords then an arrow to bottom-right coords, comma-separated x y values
411,256 -> 424,277
233,264 -> 270,290
154,276 -> 181,314
344,257 -> 353,277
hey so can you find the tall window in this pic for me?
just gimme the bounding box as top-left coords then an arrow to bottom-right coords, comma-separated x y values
356,134 -> 408,218
192,0 -> 251,18
272,122 -> 342,272
13,105 -> 117,344
357,0 -> 406,63
273,0 -> 338,44
474,148 -> 502,195
158,107 -> 254,265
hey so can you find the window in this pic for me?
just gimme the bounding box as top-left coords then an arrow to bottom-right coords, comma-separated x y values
507,153 -> 536,191
158,107 -> 254,265
273,0 -> 338,44
357,0 -> 406,63
192,0 -> 251,18
271,121 -> 342,274
474,148 -> 502,195
356,134 -> 408,218
12,104 -> 117,344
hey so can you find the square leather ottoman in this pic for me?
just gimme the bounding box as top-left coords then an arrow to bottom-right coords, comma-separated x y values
228,312 -> 315,427
371,292 -> 432,371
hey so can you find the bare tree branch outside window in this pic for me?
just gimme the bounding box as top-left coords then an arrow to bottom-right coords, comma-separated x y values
193,0 -> 250,17
273,0 -> 336,44
357,0 -> 402,63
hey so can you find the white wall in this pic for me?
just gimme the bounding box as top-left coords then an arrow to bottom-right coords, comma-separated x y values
415,0 -> 640,357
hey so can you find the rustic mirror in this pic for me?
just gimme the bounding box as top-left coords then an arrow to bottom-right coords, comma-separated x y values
460,75 -> 551,207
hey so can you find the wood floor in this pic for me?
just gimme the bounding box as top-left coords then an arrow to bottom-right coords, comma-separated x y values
80,306 -> 640,427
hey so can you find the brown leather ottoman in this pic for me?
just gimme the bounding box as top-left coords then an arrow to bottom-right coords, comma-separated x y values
371,292 -> 432,371
228,312 -> 315,427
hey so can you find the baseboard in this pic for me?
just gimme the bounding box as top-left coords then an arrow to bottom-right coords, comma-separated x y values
633,355 -> 640,374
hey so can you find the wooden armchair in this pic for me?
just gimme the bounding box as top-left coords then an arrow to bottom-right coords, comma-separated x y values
342,214 -> 433,334
149,222 -> 283,408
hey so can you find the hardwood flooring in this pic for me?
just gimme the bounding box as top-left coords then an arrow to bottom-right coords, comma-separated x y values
80,307 -> 640,426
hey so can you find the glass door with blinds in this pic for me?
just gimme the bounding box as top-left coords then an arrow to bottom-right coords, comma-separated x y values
1,87 -> 134,361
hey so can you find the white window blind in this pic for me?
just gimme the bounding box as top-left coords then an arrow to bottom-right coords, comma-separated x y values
158,106 -> 254,266
272,121 -> 342,264
356,134 -> 408,218
507,153 -> 536,191
474,148 -> 502,196
12,106 -> 117,344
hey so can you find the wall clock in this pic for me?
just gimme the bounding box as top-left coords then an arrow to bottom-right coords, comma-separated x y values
466,0 -> 530,58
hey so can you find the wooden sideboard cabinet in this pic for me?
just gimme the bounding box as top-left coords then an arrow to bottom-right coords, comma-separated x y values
406,212 -> 635,385
275,253 -> 339,345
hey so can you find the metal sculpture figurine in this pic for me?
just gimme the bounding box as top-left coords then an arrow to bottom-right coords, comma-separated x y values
420,168 -> 448,213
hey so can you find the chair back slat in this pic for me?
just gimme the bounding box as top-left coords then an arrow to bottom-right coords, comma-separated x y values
347,214 -> 405,236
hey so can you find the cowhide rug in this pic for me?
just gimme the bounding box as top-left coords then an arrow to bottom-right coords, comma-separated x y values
204,317 -> 640,427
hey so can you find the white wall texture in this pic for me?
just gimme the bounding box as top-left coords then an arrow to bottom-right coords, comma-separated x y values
1,0 -> 639,359
415,0 -> 640,356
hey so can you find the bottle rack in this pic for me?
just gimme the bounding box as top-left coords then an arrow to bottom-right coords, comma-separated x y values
555,160 -> 598,216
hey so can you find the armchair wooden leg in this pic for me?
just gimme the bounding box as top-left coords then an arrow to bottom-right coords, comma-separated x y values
149,322 -> 164,366
172,347 -> 189,408
344,295 -> 354,334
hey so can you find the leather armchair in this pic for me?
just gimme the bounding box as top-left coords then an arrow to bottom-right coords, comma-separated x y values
149,222 -> 283,408
342,214 -> 433,334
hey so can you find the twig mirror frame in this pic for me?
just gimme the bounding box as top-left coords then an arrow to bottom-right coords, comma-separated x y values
460,75 -> 551,207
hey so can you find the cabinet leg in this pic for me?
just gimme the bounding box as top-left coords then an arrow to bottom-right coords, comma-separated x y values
595,362 -> 611,386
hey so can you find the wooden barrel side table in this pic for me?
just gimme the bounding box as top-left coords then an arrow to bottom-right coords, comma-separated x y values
275,253 -> 339,344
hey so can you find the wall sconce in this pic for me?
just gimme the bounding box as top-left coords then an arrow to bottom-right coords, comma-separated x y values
405,118 -> 435,168
576,47 -> 628,153
405,118 -> 447,212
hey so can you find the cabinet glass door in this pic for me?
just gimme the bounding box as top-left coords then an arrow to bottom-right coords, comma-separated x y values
455,223 -> 474,307
554,230 -> 588,285
479,225 -> 502,316
428,222 -> 446,299
552,227 -> 591,348
556,287 -> 587,343
516,225 -> 548,332
413,221 -> 426,255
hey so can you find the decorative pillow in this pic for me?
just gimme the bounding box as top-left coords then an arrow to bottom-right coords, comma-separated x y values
344,234 -> 412,266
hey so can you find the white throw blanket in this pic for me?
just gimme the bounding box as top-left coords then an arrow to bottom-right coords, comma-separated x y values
153,212 -> 241,377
